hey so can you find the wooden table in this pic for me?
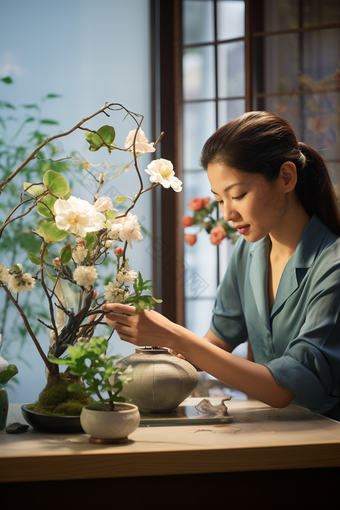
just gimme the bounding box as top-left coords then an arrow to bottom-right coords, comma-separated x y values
1,397 -> 340,508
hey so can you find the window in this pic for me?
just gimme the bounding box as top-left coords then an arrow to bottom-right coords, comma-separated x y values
181,0 -> 247,338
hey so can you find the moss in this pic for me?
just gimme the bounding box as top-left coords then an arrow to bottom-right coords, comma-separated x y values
30,374 -> 93,416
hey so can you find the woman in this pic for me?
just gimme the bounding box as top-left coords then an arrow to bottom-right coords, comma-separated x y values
103,111 -> 340,420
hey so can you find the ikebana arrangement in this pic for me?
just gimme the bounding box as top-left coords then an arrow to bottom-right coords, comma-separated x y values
0,97 -> 182,439
182,196 -> 238,247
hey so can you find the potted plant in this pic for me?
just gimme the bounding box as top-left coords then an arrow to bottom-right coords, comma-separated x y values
0,94 -> 182,431
50,335 -> 139,443
0,334 -> 18,430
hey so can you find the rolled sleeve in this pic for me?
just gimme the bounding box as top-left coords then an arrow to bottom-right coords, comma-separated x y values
265,343 -> 332,412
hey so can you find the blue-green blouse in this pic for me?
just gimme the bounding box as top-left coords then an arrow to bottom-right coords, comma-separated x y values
210,215 -> 340,420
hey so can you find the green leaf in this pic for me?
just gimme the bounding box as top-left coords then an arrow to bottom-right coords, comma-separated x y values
105,210 -> 116,221
84,232 -> 97,249
23,182 -> 45,197
1,76 -> 12,84
45,93 -> 63,99
45,268 -> 56,283
97,125 -> 115,145
60,243 -> 72,265
38,220 -> 69,243
114,196 -> 127,204
40,119 -> 59,125
43,170 -> 68,197
63,186 -> 72,200
28,252 -> 41,265
37,194 -> 57,218
0,365 -> 18,385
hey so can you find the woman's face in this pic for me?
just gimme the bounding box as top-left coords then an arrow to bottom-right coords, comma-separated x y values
207,162 -> 288,243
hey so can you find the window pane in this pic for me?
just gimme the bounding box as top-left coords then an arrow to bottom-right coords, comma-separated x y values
255,33 -> 299,95
218,41 -> 245,97
184,233 -> 218,298
183,0 -> 214,45
183,46 -> 215,100
185,299 -> 215,336
303,29 -> 340,84
183,101 -> 216,170
257,0 -> 299,32
303,92 -> 340,162
217,0 -> 245,40
329,163 -> 340,197
303,0 -> 340,27
218,98 -> 245,126
183,170 -> 213,208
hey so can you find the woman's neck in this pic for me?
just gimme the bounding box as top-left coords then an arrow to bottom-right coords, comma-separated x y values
269,200 -> 311,261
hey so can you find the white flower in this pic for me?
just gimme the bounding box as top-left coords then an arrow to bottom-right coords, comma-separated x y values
72,245 -> 88,264
0,264 -> 9,282
54,196 -> 105,237
8,272 -> 36,294
145,159 -> 182,192
105,240 -> 113,248
109,213 -> 143,249
116,269 -> 138,284
0,355 -> 9,373
124,128 -> 156,155
73,266 -> 98,289
103,282 -> 129,303
94,196 -> 115,212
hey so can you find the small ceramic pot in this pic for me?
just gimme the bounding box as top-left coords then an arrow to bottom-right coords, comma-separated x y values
0,384 -> 9,431
80,403 -> 140,443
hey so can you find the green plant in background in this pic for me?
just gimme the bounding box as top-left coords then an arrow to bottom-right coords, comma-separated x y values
0,77 -> 72,383
0,83 -> 182,414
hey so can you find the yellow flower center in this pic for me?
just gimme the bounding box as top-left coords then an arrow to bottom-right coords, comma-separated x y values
68,213 -> 79,225
160,167 -> 173,179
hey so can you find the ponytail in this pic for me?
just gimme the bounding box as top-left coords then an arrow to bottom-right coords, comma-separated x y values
297,143 -> 340,236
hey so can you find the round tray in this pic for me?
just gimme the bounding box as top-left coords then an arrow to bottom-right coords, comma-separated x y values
21,404 -> 83,433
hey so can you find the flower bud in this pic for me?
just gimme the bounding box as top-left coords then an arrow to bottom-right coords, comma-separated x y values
105,240 -> 113,248
182,215 -> 194,227
53,257 -> 62,267
114,247 -> 124,256
184,234 -> 197,246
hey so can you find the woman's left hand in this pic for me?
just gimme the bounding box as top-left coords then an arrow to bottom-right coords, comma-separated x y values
102,303 -> 177,348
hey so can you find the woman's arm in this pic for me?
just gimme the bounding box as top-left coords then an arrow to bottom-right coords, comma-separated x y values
103,303 -> 295,408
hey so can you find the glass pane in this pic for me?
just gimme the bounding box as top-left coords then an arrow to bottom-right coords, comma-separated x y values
303,92 -> 340,162
183,101 -> 216,170
303,0 -> 340,27
183,170 -> 213,209
185,299 -> 215,336
218,41 -> 245,97
218,98 -> 245,126
183,0 -> 214,45
258,0 -> 299,32
255,33 -> 299,94
184,233 -> 218,298
217,0 -> 245,40
183,46 -> 215,100
328,162 -> 340,198
303,29 -> 340,85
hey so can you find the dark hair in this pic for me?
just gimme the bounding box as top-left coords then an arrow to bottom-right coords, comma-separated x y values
200,111 -> 340,236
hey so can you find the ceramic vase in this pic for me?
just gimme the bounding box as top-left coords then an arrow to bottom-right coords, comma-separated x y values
0,384 -> 9,430
80,403 -> 140,443
114,347 -> 198,413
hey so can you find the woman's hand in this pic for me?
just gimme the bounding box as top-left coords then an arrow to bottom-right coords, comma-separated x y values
102,303 -> 178,348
